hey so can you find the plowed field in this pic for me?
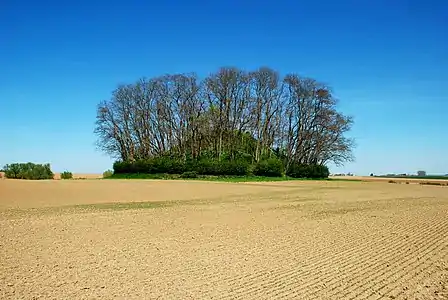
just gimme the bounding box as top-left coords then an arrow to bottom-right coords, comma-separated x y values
1,179 -> 447,299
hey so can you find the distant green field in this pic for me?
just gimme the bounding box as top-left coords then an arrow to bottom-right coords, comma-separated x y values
375,175 -> 448,180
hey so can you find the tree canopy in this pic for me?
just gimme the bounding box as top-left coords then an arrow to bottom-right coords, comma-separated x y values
95,67 -> 354,168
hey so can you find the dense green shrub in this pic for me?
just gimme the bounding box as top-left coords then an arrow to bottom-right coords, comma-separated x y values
113,157 -> 330,179
180,171 -> 198,179
286,163 -> 329,179
103,169 -> 114,178
113,158 -> 250,176
113,158 -> 187,174
112,161 -> 127,173
189,159 -> 220,175
220,160 -> 251,176
189,159 -> 250,176
3,163 -> 54,180
286,164 -> 306,178
316,164 -> 330,178
153,157 -> 186,174
254,158 -> 283,177
60,171 -> 73,179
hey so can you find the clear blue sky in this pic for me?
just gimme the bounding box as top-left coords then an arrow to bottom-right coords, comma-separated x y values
1,0 -> 447,175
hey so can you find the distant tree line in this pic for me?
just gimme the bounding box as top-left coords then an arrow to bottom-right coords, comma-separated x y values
95,67 -> 354,178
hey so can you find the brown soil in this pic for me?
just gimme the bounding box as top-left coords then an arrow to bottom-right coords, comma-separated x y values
53,173 -> 103,180
1,179 -> 447,299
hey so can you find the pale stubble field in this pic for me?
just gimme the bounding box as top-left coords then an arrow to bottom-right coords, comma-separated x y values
0,179 -> 447,299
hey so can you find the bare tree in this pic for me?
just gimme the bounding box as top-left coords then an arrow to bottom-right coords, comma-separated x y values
248,67 -> 282,162
281,74 -> 354,168
203,67 -> 251,160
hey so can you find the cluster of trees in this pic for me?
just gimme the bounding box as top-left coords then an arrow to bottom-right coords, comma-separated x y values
95,66 -> 354,177
3,163 -> 54,180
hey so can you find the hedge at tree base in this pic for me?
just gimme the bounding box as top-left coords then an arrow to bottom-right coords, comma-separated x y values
113,158 -> 251,176
253,158 -> 283,177
113,158 -> 329,179
286,163 -> 330,179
